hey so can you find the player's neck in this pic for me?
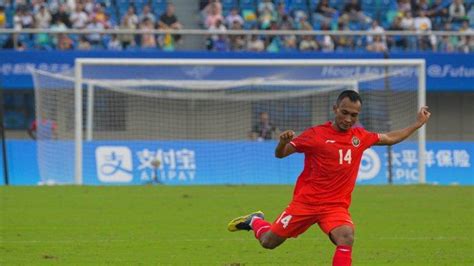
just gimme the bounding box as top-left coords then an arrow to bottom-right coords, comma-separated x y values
331,121 -> 349,132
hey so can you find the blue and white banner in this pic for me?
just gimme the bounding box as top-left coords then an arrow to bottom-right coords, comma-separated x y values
1,51 -> 473,91
1,140 -> 472,186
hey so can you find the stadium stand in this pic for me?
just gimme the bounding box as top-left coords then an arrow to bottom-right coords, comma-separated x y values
0,0 -> 472,52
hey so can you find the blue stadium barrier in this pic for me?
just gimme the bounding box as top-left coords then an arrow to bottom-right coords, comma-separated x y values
0,51 -> 473,91
1,140 -> 472,186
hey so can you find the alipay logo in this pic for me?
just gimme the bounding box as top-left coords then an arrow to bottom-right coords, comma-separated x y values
96,146 -> 133,183
358,148 -> 381,181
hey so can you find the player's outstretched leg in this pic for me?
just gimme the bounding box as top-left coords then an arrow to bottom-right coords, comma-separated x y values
227,211 -> 286,249
329,225 -> 354,266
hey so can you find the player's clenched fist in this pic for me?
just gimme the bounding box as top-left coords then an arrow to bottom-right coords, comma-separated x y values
279,130 -> 295,144
416,106 -> 431,127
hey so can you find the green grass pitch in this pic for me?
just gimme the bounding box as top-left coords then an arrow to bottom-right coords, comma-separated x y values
1,185 -> 473,265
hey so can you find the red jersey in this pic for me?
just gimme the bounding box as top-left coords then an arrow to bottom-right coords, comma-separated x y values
289,121 -> 379,209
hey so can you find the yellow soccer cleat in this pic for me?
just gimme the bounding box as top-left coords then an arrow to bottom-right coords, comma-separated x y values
227,211 -> 265,232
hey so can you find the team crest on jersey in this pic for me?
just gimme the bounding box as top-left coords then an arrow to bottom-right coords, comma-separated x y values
352,136 -> 360,147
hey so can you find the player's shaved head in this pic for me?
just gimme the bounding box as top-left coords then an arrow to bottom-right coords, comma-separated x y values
336,90 -> 362,106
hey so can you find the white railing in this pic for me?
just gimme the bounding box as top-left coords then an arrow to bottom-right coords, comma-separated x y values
0,28 -> 472,36
1,28 -> 472,50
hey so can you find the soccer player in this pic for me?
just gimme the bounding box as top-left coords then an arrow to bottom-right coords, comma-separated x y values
227,90 -> 431,266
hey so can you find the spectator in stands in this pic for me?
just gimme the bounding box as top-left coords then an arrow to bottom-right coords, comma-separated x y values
32,0 -> 46,14
397,0 -> 412,14
400,11 -> 415,30
438,35 -> 456,52
83,0 -> 94,15
366,20 -> 385,44
258,0 -> 275,15
275,2 -> 289,22
204,1 -> 223,28
50,17 -> 66,46
413,0 -> 430,15
458,21 -> 473,53
123,6 -> 139,30
140,17 -> 157,49
46,0 -> 61,14
334,21 -> 354,51
388,15 -> 407,50
250,112 -> 278,141
449,0 -> 466,23
159,3 -> 183,43
247,35 -> 265,52
314,0 -> 338,25
229,20 -> 246,51
35,5 -> 52,29
340,0 -> 371,24
139,5 -> 156,24
34,5 -> 52,49
414,10 -> 436,50
14,6 -> 34,29
90,3 -> 108,28
278,14 -> 294,30
426,0 -> 448,29
366,35 -> 387,52
319,22 -> 335,52
52,4 -> 71,28
56,33 -> 73,50
208,18 -> 226,44
0,6 -> 6,28
70,2 -> 88,29
77,35 -> 91,50
295,12 -> 312,31
259,6 -> 275,29
280,35 -> 297,52
202,0 -> 222,19
107,34 -> 122,50
266,35 -> 281,52
299,35 -> 319,51
213,34 -> 229,51
468,5 -> 474,26
118,6 -> 138,49
86,16 -> 104,47
225,7 -> 243,28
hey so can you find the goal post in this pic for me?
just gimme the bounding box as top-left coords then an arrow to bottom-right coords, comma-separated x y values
32,58 -> 426,185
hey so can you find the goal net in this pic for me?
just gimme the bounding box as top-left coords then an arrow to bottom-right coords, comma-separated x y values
31,59 -> 425,185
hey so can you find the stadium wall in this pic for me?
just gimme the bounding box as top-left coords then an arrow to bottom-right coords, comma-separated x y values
0,140 -> 472,186
1,51 -> 473,91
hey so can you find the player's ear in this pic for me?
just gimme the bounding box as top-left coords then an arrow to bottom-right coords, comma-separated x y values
332,104 -> 338,114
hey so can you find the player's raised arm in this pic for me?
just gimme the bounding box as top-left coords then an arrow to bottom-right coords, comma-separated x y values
275,130 -> 296,158
377,106 -> 431,146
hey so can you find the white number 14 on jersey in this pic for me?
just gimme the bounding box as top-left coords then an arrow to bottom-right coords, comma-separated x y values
338,149 -> 352,164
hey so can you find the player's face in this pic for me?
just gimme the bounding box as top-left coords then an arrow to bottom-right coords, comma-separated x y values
333,97 -> 361,131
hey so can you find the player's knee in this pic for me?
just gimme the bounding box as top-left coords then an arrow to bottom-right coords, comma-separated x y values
260,238 -> 279,249
337,232 -> 354,246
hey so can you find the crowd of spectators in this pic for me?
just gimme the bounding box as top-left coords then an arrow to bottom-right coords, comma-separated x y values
0,0 -> 473,52
200,0 -> 473,52
0,0 -> 181,50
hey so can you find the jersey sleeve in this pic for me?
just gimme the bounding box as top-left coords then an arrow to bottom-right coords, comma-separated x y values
360,128 -> 380,149
290,128 -> 317,153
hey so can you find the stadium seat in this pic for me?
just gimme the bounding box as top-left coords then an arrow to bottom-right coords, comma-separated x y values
151,0 -> 168,11
289,0 -> 308,10
239,0 -> 256,10
222,0 -> 238,9
96,0 -> 112,7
